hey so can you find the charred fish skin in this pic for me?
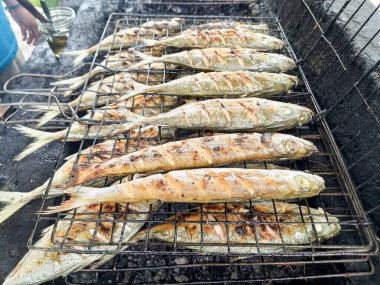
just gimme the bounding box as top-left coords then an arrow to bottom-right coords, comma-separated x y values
47,169 -> 324,213
145,28 -> 285,51
129,48 -> 296,73
133,202 -> 341,253
67,133 -> 317,187
136,98 -> 314,132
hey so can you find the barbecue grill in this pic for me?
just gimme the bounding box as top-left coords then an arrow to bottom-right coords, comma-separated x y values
1,0 -> 379,284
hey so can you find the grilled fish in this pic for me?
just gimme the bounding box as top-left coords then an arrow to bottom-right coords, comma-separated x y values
52,50 -> 170,96
141,18 -> 183,32
46,169 -> 324,213
131,202 -> 341,253
14,107 -> 176,161
122,71 -> 298,100
127,48 -> 296,73
36,73 -> 147,127
120,97 -> 314,133
184,22 -> 269,34
66,133 -> 317,187
3,200 -> 161,285
62,27 -> 164,66
143,28 -> 285,51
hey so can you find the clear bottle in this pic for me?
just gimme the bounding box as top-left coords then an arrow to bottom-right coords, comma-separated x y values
36,7 -> 76,58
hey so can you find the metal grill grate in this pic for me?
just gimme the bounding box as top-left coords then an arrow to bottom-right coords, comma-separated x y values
0,3 -> 376,281
23,14 -> 377,261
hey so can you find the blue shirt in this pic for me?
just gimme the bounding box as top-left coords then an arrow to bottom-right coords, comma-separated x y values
0,4 -> 18,71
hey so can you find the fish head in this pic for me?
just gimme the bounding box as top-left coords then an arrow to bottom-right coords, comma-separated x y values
297,106 -> 314,125
307,208 -> 341,242
273,133 -> 318,158
293,173 -> 325,195
258,33 -> 285,51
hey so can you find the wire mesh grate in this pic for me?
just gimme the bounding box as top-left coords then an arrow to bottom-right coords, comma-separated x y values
19,14 -> 376,265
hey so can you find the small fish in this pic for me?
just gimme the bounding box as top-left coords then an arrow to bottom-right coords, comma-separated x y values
46,168 -> 325,213
66,133 -> 317,187
184,22 -> 270,34
141,18 -> 183,32
127,48 -> 296,73
14,106 -> 176,161
131,202 -> 341,253
118,97 -> 314,133
122,71 -> 299,100
143,28 -> 285,51
3,199 -> 161,285
62,27 -> 163,66
36,73 -> 146,127
51,49 -> 170,96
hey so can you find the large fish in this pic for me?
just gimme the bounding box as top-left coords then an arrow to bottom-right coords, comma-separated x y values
121,71 -> 299,100
131,202 -> 341,253
127,48 -> 296,73
118,97 -> 314,133
3,199 -> 161,285
14,106 -> 176,161
66,133 -> 317,187
143,28 -> 285,51
46,169 -> 325,213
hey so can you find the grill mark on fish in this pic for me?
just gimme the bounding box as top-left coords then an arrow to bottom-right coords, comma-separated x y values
207,73 -> 221,92
216,30 -> 227,45
214,50 -> 227,65
237,101 -> 258,123
200,49 -> 210,67
200,103 -> 212,124
217,101 -> 232,124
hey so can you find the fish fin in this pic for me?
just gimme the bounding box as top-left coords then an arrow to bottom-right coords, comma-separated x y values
89,254 -> 115,269
14,126 -> 65,161
66,164 -> 98,187
50,76 -> 83,86
52,75 -> 89,97
143,39 -> 160,47
36,108 -> 61,128
0,191 -> 34,224
43,187 -> 94,213
125,50 -> 157,71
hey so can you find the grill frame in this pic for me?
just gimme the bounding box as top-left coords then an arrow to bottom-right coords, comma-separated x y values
20,13 -> 377,264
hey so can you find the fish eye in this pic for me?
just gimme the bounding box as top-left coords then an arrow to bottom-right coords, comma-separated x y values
284,140 -> 300,153
295,176 -> 312,191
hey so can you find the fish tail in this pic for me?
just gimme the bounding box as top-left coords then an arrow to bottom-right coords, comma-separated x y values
43,187 -> 93,213
0,191 -> 35,224
14,126 -> 65,161
36,107 -> 61,128
66,164 -> 98,187
62,48 -> 94,66
126,51 -> 157,71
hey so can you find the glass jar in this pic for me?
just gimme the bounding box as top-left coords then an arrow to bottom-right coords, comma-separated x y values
36,7 -> 76,58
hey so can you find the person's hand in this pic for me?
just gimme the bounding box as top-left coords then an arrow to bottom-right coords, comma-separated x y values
9,7 -> 41,45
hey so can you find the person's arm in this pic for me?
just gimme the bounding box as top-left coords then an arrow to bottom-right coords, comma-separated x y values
3,0 -> 41,45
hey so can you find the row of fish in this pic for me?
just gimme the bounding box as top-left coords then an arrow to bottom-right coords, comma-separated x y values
2,18 -> 341,285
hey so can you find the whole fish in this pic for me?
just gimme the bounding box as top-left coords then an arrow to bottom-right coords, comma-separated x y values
122,71 -> 299,100
14,107 -> 176,161
127,48 -> 296,73
3,199 -> 161,285
184,22 -> 269,34
141,17 -> 183,32
143,28 -> 285,51
51,49 -> 170,96
119,97 -> 314,133
46,169 -> 325,213
66,133 -> 317,187
62,27 -> 164,66
131,202 -> 341,253
36,73 -> 147,127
